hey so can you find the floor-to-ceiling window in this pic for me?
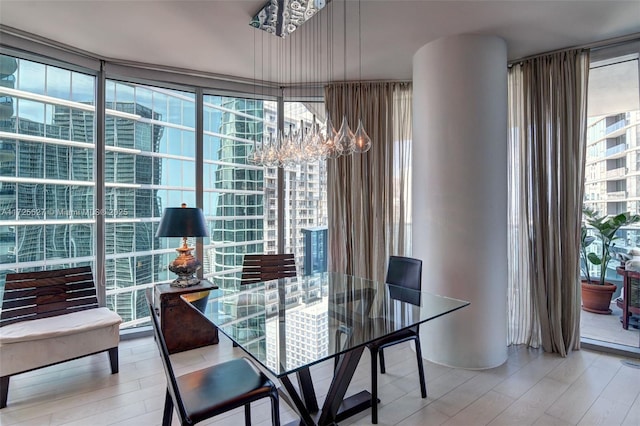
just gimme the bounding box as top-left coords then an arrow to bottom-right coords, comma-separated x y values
200,98 -> 328,291
203,95 -> 268,292
201,97 -> 328,357
0,54 -> 96,280
582,41 -> 640,349
0,46 -> 329,334
103,81 -> 196,328
281,102 -> 328,274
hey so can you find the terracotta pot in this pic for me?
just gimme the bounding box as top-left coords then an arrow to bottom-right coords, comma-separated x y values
581,281 -> 617,314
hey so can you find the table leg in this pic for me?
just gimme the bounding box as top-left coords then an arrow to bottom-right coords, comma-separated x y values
280,375 -> 316,426
279,346 -> 374,426
318,346 -> 367,425
297,369 -> 319,413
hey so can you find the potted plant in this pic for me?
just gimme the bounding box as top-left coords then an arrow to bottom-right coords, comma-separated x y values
580,207 -> 640,314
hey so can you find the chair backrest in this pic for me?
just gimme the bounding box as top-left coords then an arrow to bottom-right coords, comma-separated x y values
147,298 -> 189,423
1,266 -> 98,327
241,253 -> 297,284
386,256 -> 422,305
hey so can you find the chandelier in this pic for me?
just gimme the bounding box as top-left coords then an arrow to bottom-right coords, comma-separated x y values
250,111 -> 373,167
250,0 -> 326,38
250,0 -> 371,167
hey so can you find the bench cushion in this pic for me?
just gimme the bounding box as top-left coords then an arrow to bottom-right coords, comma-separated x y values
0,308 -> 121,344
0,322 -> 120,377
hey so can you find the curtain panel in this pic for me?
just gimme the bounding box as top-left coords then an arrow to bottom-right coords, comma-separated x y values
324,82 -> 412,282
507,50 -> 590,356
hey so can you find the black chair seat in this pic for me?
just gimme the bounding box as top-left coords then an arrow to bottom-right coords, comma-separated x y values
178,358 -> 276,424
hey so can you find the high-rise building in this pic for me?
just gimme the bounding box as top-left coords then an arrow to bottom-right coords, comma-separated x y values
584,110 -> 640,280
208,97 -> 266,292
584,112 -> 640,217
265,300 -> 328,371
0,54 -> 328,330
103,101 -> 164,323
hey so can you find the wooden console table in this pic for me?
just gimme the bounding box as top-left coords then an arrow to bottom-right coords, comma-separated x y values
615,267 -> 640,330
149,280 -> 219,353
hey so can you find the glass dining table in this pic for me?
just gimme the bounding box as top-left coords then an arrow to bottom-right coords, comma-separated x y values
183,272 -> 469,426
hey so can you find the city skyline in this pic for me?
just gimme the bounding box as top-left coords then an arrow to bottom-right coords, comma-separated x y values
0,54 -> 328,328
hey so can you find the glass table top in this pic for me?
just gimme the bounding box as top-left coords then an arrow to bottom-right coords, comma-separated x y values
185,272 -> 469,377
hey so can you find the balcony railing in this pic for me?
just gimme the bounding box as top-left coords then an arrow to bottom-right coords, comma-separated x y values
606,167 -> 626,179
605,119 -> 627,135
607,191 -> 626,200
605,144 -> 626,157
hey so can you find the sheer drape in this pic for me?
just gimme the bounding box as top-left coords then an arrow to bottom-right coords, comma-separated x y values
507,50 -> 589,355
325,82 -> 412,282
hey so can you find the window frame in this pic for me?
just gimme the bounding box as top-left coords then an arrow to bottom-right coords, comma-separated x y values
0,38 -> 327,336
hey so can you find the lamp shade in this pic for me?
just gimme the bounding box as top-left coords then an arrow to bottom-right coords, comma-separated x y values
156,206 -> 208,238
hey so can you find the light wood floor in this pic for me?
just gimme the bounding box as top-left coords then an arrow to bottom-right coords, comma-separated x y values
1,335 -> 639,426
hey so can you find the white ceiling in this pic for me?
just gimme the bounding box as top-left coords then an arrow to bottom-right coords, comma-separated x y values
0,0 -> 639,85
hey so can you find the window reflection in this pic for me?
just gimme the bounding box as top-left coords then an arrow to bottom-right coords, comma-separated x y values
0,55 -> 96,285
0,54 -> 329,333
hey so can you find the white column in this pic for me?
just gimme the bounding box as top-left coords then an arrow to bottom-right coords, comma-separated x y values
413,35 -> 508,369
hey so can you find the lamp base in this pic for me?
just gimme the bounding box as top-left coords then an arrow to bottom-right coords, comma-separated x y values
168,243 -> 202,288
171,275 -> 201,288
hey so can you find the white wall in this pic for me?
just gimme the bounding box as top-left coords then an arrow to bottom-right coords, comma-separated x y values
412,35 -> 508,369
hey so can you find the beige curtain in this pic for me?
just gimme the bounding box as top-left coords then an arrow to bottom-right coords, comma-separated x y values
325,82 -> 412,282
507,50 -> 590,355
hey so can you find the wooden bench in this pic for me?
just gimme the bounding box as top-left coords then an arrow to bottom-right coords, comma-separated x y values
0,266 -> 122,408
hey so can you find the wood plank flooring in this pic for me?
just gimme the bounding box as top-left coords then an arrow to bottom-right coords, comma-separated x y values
0,335 -> 638,425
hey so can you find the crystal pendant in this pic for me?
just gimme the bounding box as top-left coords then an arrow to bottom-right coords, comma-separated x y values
336,114 -> 355,155
324,115 -> 342,159
308,115 -> 324,161
353,118 -> 372,153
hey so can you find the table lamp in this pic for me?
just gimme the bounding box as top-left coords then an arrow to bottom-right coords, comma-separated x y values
156,203 -> 208,287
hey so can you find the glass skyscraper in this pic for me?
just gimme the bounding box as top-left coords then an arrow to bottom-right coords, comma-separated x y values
0,54 -> 328,330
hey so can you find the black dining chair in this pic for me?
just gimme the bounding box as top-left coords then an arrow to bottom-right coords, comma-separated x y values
234,253 -> 297,347
367,256 -> 426,424
147,300 -> 281,426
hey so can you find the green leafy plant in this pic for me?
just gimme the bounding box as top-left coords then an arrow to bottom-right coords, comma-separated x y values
581,207 -> 640,285
580,224 -> 596,283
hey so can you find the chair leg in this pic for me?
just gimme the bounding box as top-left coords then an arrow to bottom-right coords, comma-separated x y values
108,347 -> 119,374
379,348 -> 386,374
0,375 -> 9,409
369,347 -> 379,424
270,390 -> 281,426
334,328 -> 343,371
414,337 -> 427,398
162,390 -> 174,426
244,403 -> 251,426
